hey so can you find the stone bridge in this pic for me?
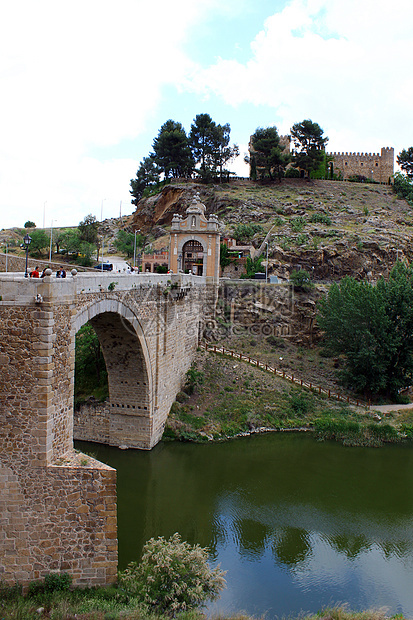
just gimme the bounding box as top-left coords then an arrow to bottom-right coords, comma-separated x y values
0,271 -> 214,588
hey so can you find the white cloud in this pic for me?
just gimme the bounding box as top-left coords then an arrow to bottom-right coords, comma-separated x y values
187,0 -> 413,155
1,0 -> 412,230
0,0 -> 226,228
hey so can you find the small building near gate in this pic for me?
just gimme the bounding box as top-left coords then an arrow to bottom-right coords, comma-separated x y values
169,194 -> 220,283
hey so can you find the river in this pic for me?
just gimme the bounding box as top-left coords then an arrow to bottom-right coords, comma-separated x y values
76,433 -> 413,618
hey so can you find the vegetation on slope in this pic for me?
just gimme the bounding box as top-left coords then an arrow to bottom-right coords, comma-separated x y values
164,346 -> 413,448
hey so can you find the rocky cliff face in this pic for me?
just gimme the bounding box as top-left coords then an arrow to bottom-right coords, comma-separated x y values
130,178 -> 412,282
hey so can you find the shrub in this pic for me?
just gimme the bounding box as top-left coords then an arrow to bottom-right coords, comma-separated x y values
118,533 -> 226,615
290,216 -> 307,232
309,213 -> 332,226
289,390 -> 314,416
28,572 -> 72,597
232,223 -> 263,244
290,269 -> 314,290
295,233 -> 308,246
367,423 -> 398,441
184,364 -> 204,395
285,167 -> 300,178
393,171 -> 413,204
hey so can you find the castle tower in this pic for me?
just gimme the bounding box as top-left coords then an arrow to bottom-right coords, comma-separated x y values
169,193 -> 220,283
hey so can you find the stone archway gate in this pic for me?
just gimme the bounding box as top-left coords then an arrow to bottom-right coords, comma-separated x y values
0,271 -> 212,588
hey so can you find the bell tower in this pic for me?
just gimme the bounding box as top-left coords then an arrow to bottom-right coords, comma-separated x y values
169,193 -> 220,284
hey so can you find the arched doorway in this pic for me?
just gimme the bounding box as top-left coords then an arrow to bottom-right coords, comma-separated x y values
182,240 -> 204,275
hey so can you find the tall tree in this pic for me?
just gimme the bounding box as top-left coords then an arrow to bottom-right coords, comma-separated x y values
318,262 -> 413,398
290,119 -> 328,178
130,157 -> 160,206
78,214 -> 100,260
189,113 -> 216,174
60,229 -> 81,256
27,229 -> 50,257
397,147 -> 413,179
152,120 -> 193,179
190,114 -> 239,182
211,123 -> 239,182
249,126 -> 290,181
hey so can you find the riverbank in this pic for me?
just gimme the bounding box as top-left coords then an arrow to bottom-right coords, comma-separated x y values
164,348 -> 413,447
0,581 -> 408,620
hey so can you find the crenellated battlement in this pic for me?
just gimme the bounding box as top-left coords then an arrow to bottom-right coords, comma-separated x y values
329,152 -> 380,157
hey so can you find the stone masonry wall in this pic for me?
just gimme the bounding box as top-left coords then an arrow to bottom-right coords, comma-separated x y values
0,285 -> 117,587
0,252 -> 92,274
213,280 -> 318,344
328,147 -> 394,183
0,272 -> 208,586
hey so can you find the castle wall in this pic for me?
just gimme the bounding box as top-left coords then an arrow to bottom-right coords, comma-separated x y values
328,147 -> 394,183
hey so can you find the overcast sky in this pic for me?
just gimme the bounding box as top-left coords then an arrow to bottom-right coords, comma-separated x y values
1,0 -> 412,230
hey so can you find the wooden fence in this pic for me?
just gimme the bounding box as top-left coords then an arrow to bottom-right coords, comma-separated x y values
200,343 -> 368,409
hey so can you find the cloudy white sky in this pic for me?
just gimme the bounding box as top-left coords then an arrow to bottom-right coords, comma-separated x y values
1,0 -> 412,229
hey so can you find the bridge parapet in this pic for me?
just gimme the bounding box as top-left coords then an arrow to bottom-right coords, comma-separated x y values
0,272 -> 207,302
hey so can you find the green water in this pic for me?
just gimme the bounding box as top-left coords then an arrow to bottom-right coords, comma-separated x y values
77,433 -> 413,618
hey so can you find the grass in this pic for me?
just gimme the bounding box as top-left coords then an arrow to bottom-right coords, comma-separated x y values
0,582 -> 407,620
164,331 -> 413,448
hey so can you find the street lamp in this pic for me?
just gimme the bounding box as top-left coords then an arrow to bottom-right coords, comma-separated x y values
49,220 -> 55,262
133,229 -> 140,269
265,241 -> 269,283
23,233 -> 32,277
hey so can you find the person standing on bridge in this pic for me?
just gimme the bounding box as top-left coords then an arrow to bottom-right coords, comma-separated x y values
30,266 -> 40,278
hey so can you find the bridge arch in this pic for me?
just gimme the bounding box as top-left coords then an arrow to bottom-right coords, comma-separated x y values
73,298 -> 155,449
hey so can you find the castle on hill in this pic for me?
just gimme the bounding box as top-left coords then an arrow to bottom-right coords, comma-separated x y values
327,146 -> 394,183
249,135 -> 394,183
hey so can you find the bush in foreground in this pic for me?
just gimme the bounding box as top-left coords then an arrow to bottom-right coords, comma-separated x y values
118,533 -> 226,615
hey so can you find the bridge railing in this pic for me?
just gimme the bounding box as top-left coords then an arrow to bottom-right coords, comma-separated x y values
0,272 -> 211,303
200,343 -> 368,409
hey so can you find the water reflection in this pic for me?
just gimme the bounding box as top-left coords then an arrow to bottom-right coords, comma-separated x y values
77,433 -> 413,618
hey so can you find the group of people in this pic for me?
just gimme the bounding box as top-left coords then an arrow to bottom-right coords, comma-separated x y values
29,266 -> 66,278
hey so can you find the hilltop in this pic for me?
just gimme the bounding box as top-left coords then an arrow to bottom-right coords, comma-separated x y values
131,178 -> 412,281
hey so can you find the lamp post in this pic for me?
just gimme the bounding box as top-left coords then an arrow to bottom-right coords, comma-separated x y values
23,234 -> 32,277
49,220 -> 54,262
133,229 -> 140,269
265,241 -> 269,283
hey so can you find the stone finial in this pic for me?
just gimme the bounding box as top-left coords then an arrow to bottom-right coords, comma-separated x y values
71,269 -> 78,276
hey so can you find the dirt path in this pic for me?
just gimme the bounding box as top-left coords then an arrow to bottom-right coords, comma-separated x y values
369,402 -> 413,413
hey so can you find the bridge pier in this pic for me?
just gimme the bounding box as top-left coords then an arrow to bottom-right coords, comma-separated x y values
0,272 -> 210,587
